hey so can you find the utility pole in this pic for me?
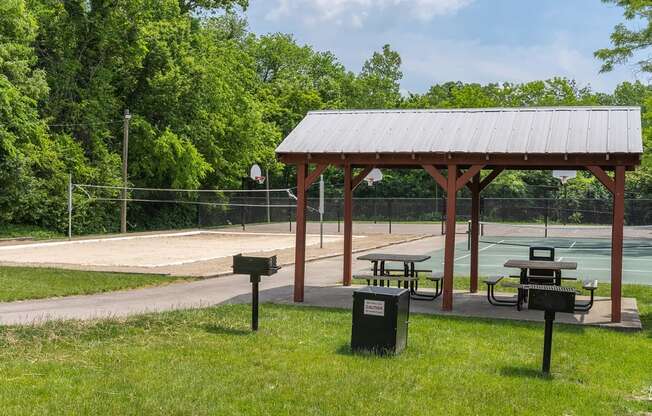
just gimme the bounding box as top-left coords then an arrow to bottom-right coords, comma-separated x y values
121,109 -> 131,233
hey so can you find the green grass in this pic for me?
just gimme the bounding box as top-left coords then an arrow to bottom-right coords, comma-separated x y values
0,267 -> 200,302
0,301 -> 649,415
0,224 -> 62,240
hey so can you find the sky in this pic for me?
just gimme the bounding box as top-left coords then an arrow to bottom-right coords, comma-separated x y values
243,0 -> 644,94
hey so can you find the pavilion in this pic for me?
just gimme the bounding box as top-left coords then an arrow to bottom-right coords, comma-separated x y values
275,107 -> 643,322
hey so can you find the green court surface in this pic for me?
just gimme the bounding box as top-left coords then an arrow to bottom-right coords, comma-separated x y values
419,239 -> 652,285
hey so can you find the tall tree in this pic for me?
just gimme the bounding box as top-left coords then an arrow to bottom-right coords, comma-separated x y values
595,0 -> 652,73
355,44 -> 403,109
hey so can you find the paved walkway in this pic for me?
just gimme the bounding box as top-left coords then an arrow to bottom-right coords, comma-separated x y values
0,236 -> 444,325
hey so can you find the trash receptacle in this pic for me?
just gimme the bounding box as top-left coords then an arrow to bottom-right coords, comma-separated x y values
351,286 -> 410,355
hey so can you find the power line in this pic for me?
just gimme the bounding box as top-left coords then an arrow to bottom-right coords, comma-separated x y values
47,120 -> 122,128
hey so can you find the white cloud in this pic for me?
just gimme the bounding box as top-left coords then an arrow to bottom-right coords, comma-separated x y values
398,34 -> 638,93
265,0 -> 473,26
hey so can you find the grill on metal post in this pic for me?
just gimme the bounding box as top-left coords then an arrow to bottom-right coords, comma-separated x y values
527,284 -> 576,374
232,254 -> 281,331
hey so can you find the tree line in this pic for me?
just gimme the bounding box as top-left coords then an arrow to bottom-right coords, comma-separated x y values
1,0 -> 651,234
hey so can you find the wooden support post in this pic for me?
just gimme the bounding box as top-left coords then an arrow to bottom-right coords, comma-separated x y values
293,164 -> 308,302
343,163 -> 353,286
470,173 -> 480,293
443,164 -> 457,311
611,165 -> 625,323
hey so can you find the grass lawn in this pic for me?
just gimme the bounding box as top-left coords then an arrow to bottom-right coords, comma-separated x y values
0,224 -> 62,240
0,283 -> 649,415
0,266 -> 200,302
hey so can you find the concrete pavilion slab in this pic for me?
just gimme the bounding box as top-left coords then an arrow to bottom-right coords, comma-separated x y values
268,285 -> 642,331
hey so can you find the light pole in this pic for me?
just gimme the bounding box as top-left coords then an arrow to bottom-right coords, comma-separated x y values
120,109 -> 131,233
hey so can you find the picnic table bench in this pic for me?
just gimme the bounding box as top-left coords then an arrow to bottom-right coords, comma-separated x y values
483,275 -> 599,312
355,253 -> 442,300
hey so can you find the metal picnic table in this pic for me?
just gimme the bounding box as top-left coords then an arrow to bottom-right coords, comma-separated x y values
356,253 -> 438,300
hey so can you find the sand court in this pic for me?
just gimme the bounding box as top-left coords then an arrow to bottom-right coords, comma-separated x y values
0,231 -> 344,268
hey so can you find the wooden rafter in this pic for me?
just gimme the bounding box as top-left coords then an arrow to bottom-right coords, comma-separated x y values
479,168 -> 504,190
587,166 -> 615,194
422,165 -> 447,189
351,166 -> 374,190
304,164 -> 329,191
456,165 -> 485,191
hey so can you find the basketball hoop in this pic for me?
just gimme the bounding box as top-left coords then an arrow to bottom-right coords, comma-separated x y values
364,168 -> 383,186
250,164 -> 265,185
553,170 -> 576,185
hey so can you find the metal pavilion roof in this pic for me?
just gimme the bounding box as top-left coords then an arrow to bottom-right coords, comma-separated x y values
275,107 -> 643,156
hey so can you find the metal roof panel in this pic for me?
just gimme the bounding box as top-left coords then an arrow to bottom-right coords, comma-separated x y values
275,107 -> 642,155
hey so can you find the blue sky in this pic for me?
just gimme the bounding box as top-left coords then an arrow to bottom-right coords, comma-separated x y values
244,0 -> 643,94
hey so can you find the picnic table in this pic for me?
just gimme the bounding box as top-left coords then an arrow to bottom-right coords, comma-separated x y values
503,259 -> 578,310
356,253 -> 440,300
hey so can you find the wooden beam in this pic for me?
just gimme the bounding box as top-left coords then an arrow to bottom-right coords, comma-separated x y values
479,168 -> 504,191
343,163 -> 353,286
351,166 -> 374,190
611,165 -> 625,322
422,165 -> 447,189
442,164 -> 457,311
293,164 -> 308,302
456,165 -> 485,191
470,174 -> 481,293
278,152 -> 641,169
304,164 -> 328,191
587,166 -> 615,194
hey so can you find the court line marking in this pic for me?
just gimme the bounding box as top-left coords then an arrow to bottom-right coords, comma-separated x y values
452,240 -> 505,262
0,230 -> 348,251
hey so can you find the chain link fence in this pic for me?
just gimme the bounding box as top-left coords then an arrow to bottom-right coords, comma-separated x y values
195,197 -> 652,231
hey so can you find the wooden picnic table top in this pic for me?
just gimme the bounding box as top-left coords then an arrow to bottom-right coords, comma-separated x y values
503,259 -> 578,270
357,253 -> 431,263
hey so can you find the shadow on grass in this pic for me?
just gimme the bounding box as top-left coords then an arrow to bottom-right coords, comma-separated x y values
500,366 -> 552,380
336,343 -> 402,358
203,324 -> 252,336
336,343 -> 353,356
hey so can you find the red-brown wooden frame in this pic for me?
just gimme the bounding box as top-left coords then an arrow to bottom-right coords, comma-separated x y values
288,154 -> 635,323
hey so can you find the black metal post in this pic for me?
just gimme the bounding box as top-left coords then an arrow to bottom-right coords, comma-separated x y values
251,274 -> 260,331
467,220 -> 471,251
241,206 -> 246,231
388,199 -> 392,234
542,310 -> 555,374
337,199 -> 341,233
544,199 -> 549,238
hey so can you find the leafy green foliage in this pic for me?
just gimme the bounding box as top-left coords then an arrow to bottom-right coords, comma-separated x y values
595,0 -> 652,73
3,0 -> 652,234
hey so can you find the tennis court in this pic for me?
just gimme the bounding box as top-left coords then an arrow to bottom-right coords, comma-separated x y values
425,222 -> 652,285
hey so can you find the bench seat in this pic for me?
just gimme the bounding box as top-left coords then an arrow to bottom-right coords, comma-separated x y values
575,280 -> 598,312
